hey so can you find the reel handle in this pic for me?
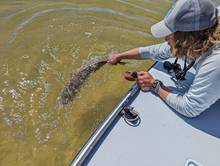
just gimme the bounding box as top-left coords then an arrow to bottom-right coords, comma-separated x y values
124,71 -> 138,81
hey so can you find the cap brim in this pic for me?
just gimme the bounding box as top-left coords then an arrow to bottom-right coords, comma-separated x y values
151,20 -> 173,38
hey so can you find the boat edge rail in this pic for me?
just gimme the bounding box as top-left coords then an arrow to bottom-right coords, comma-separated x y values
70,62 -> 157,166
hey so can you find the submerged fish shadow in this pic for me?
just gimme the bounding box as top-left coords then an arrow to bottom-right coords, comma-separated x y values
60,56 -> 108,105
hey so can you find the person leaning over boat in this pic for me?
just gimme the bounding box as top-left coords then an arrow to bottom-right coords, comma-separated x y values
108,0 -> 220,118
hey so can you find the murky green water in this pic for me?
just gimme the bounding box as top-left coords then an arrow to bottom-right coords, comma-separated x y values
0,0 -> 219,165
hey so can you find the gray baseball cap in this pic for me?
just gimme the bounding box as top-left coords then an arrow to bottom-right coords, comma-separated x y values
151,0 -> 217,38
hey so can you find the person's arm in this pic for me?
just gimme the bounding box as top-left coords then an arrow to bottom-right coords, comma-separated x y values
139,42 -> 174,61
137,71 -> 171,98
137,57 -> 220,117
165,58 -> 220,117
109,42 -> 173,64
108,48 -> 141,64
157,86 -> 170,101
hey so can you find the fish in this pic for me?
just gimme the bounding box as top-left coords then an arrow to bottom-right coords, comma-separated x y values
60,56 -> 108,104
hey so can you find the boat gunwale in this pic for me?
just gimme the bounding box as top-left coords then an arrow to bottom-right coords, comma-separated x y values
70,61 -> 157,166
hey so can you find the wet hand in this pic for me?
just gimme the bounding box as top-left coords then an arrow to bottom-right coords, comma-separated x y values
137,71 -> 155,92
108,53 -> 121,64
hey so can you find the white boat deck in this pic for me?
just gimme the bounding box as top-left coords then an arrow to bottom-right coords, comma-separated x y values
71,60 -> 220,166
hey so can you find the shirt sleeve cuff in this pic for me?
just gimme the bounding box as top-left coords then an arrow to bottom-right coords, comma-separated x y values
166,93 -> 178,110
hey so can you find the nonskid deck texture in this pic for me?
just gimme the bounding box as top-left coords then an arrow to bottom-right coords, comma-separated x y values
71,59 -> 220,166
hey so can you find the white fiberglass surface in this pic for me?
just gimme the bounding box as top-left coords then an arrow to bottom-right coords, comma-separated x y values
85,60 -> 220,166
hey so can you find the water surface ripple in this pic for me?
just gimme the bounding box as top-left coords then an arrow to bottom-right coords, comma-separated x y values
0,0 -> 173,165
10,6 -> 155,43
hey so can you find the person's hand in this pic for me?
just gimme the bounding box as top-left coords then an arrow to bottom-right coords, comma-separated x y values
108,53 -> 121,64
137,71 -> 155,92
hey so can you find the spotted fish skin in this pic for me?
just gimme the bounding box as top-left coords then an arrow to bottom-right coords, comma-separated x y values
60,56 -> 107,104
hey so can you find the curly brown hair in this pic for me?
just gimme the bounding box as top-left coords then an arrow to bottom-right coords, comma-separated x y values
173,16 -> 220,60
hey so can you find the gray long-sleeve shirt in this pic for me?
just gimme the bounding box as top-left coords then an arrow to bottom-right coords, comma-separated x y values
139,42 -> 220,117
